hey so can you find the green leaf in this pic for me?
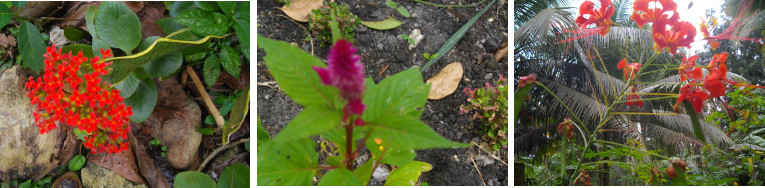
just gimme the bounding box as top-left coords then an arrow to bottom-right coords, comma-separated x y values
174,9 -> 231,36
11,1 -> 25,9
326,155 -> 343,167
203,54 -> 221,87
197,127 -> 214,135
751,135 -> 765,148
318,168 -> 363,186
63,27 -> 85,41
384,161 -> 432,186
169,1 -> 198,17
217,1 -> 236,17
257,138 -> 317,186
68,154 -> 86,171
360,17 -> 402,30
245,142 -> 250,151
174,171 -> 216,188
157,17 -> 187,36
194,1 -> 219,11
257,34 -> 341,109
138,36 -> 183,78
233,19 -> 249,60
514,84 -> 534,125
219,46 -> 241,78
396,7 -> 410,17
114,73 -> 140,98
385,1 -> 397,8
369,116 -> 469,150
91,38 -> 110,56
329,8 -> 341,43
362,68 -> 429,123
353,159 -> 374,185
366,136 -> 416,167
257,117 -> 270,146
0,3 -> 11,29
222,87 -> 249,145
683,101 -> 707,144
85,5 -> 97,36
150,139 -> 161,146
320,126 -> 366,156
217,163 -> 249,188
420,0 -> 497,72
162,145 -> 167,151
61,44 -> 94,58
123,71 -> 158,123
18,21 -> 45,74
94,1 -> 142,54
106,28 -> 226,83
273,106 -> 342,143
219,100 -> 235,116
235,2 -> 249,21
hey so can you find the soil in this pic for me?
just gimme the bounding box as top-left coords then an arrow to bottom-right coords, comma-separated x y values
256,0 -> 508,185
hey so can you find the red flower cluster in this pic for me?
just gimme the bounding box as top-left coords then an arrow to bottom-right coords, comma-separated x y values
557,118 -> 574,138
517,74 -> 537,89
575,0 -> 615,36
678,55 -> 702,82
699,0 -> 765,50
630,0 -> 695,54
25,45 -> 132,154
617,59 -> 643,107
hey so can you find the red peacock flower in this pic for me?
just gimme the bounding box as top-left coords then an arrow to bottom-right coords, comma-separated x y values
557,118 -> 574,138
575,0 -> 615,36
698,0 -> 765,50
678,55 -> 702,82
26,45 -> 132,154
703,52 -> 731,98
652,17 -> 696,54
617,59 -> 642,80
631,0 -> 679,28
673,84 -> 708,112
313,39 -> 366,125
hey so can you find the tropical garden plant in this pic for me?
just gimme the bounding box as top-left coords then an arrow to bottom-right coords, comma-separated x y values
515,0 -> 765,185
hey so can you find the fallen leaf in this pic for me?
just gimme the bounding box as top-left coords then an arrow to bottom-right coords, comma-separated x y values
128,130 -> 171,188
59,1 -> 100,28
494,39 -> 508,62
426,62 -> 463,100
279,0 -> 332,22
141,21 -> 165,38
0,34 -> 16,48
360,17 -> 402,30
123,1 -> 144,13
88,144 -> 147,185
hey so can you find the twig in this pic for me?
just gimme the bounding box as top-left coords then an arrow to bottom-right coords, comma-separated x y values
378,64 -> 389,76
197,138 -> 250,171
471,142 -> 507,166
412,0 -> 487,7
186,66 -> 225,128
470,155 -> 487,186
257,81 -> 278,88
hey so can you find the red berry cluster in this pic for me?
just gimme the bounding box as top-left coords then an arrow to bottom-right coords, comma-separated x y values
25,45 -> 132,154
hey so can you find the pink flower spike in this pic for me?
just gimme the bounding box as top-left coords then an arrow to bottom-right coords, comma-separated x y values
313,39 -> 366,116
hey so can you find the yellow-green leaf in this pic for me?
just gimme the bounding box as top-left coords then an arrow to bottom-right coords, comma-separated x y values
360,17 -> 402,30
222,86 -> 249,145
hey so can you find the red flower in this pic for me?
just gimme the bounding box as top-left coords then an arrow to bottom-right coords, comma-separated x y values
698,0 -> 765,49
631,0 -> 679,28
617,59 -> 642,80
652,18 -> 696,54
673,84 -> 708,112
557,118 -> 574,138
25,45 -> 131,154
517,74 -> 537,88
624,86 -> 643,107
678,55 -> 702,81
703,52 -> 730,98
575,0 -> 615,36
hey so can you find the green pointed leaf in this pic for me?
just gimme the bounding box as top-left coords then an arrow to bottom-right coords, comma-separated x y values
174,9 -> 231,36
514,84 -> 534,125
114,73 -> 140,98
18,21 -> 45,74
85,5 -> 97,35
217,2 -> 236,17
360,17 -> 402,30
362,68 -> 429,123
257,138 -> 317,186
369,116 -> 469,150
94,1 -> 142,54
274,106 -> 342,143
61,44 -> 94,58
11,1 -> 25,9
320,126 -> 366,155
157,17 -> 186,36
124,71 -> 157,123
683,101 -> 707,144
233,19 -> 249,60
197,127 -> 214,135
396,7 -> 410,17
217,163 -> 249,188
174,171 -> 216,188
353,159 -> 375,185
0,3 -> 11,30
194,1 -> 219,11
106,28 -> 226,83
169,1 -> 198,17
751,135 -> 765,148
64,27 -> 84,41
219,46 -> 241,78
138,36 -> 183,78
235,2 -> 249,21
326,155 -> 343,167
366,137 -> 416,167
318,168 -> 363,186
222,87 -> 249,145
385,1 -> 397,9
384,161 -> 432,186
203,54 -> 221,87
257,34 -> 341,109
91,38 -> 110,56
68,155 -> 86,171
257,117 -> 270,146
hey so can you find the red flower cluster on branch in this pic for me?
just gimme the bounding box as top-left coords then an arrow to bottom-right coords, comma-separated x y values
25,45 -> 132,154
630,0 -> 695,54
575,0 -> 615,36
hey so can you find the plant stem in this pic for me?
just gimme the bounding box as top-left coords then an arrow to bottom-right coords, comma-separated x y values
614,96 -> 678,104
345,115 -> 355,171
412,0 -> 486,7
611,112 -> 678,115
186,66 -> 225,128
196,138 -> 249,171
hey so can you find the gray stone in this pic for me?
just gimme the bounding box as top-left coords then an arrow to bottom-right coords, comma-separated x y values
0,66 -> 70,182
81,161 -> 146,188
484,73 -> 493,80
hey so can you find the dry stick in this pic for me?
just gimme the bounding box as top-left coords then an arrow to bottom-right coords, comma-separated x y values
471,142 -> 507,166
186,66 -> 225,128
470,156 -> 487,186
197,138 -> 250,171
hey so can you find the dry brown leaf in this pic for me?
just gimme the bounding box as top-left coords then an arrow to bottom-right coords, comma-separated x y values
494,39 -> 508,62
88,145 -> 147,185
141,21 -> 165,38
426,62 -> 463,100
0,34 -> 16,48
279,0 -> 333,22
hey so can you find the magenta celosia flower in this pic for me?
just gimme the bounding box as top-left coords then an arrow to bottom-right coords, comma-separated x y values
313,39 -> 366,121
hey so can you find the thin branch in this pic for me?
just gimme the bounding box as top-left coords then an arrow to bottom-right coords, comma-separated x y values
470,155 -> 486,186
186,66 -> 225,128
197,138 -> 249,171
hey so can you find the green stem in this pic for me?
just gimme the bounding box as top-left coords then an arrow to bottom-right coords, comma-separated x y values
643,64 -> 681,67
640,68 -> 678,76
594,140 -> 670,160
614,96 -> 678,104
560,127 -> 567,183
411,0 -> 486,7
581,160 -> 640,167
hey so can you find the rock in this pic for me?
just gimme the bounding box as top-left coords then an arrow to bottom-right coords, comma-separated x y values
143,76 -> 202,170
484,73 -> 493,80
372,165 -> 390,180
49,26 -> 70,48
51,171 -> 82,188
0,66 -> 77,182
81,161 -> 147,188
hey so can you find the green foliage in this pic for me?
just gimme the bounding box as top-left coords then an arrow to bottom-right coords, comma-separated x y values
174,171 -> 216,188
197,127 -> 214,135
400,34 -> 416,44
461,75 -> 508,151
217,163 -> 250,188
174,9 -> 231,37
384,0 -> 410,18
122,70 -> 158,123
222,87 -> 249,145
61,44 -> 94,58
18,21 -> 45,74
257,138 -> 318,186
219,46 -> 241,78
0,3 -> 12,30
150,138 -> 161,146
360,17 -> 403,30
318,168 -> 363,186
92,2 -> 142,54
63,27 -> 85,41
68,155 -> 86,171
384,161 -> 432,185
308,0 -> 360,45
422,53 -> 437,60
203,54 -> 221,87
138,36 -> 183,78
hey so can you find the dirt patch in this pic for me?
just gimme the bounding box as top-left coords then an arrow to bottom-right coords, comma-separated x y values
257,0 -> 508,185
